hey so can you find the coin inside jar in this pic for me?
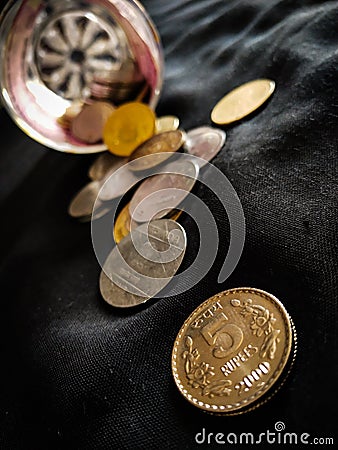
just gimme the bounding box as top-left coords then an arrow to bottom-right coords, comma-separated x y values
129,159 -> 199,223
128,130 -> 186,172
100,219 -> 187,307
185,126 -> 226,167
71,102 -> 115,144
211,79 -> 275,125
172,287 -> 296,414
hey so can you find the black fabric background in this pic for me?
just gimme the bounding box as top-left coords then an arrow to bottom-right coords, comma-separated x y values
0,0 -> 337,448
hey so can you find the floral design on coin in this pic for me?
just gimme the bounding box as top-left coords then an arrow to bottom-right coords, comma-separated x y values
183,336 -> 232,398
172,288 -> 296,413
231,298 -> 280,360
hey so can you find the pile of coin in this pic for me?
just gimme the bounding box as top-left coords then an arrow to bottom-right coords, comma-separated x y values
68,117 -> 227,224
67,79 -> 297,414
68,78 -> 276,306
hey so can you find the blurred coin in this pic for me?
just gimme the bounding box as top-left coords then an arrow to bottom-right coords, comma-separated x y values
68,181 -> 103,219
71,101 -> 115,143
185,126 -> 226,167
103,102 -> 156,156
98,164 -> 140,201
172,287 -> 296,414
77,215 -> 92,223
92,202 -> 113,221
155,116 -> 180,134
88,152 -> 128,181
100,219 -> 187,307
129,159 -> 199,223
91,80 -> 147,105
128,130 -> 186,172
168,209 -> 183,221
57,100 -> 84,129
211,79 -> 275,125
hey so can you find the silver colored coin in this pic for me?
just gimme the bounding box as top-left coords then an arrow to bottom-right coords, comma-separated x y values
129,160 -> 199,223
88,152 -> 128,181
100,219 -> 187,307
98,164 -> 141,201
185,126 -> 226,167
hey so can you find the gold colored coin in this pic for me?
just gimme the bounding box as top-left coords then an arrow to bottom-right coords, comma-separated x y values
113,202 -> 132,244
155,115 -> 180,134
57,101 -> 84,129
68,180 -> 110,220
103,102 -> 156,157
128,130 -> 186,172
172,287 -> 296,414
211,79 -> 275,125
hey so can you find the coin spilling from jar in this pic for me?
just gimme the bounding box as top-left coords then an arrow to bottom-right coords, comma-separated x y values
65,79 -> 295,414
68,79 -> 276,308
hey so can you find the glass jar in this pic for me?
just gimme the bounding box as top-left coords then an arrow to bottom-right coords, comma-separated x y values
0,0 -> 163,153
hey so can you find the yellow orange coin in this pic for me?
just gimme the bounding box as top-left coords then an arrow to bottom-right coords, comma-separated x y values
103,102 -> 156,156
113,203 -> 132,244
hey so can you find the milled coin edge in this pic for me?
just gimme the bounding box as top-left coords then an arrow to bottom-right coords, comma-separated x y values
171,287 -> 294,413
